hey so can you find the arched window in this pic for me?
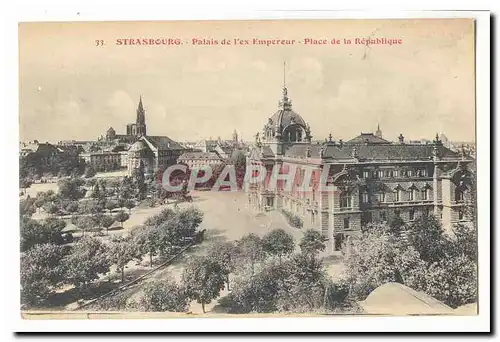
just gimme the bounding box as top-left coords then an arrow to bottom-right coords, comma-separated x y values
455,187 -> 465,202
340,191 -> 351,208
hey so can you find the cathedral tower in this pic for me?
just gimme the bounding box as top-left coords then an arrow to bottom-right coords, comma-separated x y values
136,96 -> 147,137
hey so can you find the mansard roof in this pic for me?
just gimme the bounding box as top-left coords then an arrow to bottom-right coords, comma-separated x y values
283,143 -> 461,161
346,133 -> 391,145
178,151 -> 223,161
144,135 -> 185,151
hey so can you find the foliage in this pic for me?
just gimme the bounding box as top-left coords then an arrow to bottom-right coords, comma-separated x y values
137,278 -> 189,312
114,210 -> 130,227
105,200 -> 119,213
20,243 -> 68,306
299,229 -> 327,255
107,236 -> 137,282
73,216 -> 96,237
281,209 -> 303,229
388,216 -> 405,236
20,217 -> 66,252
236,233 -> 266,275
344,219 -> 477,308
20,197 -> 36,218
405,215 -> 446,263
20,177 -> 33,190
84,166 -> 96,178
224,253 -> 343,314
182,256 -> 226,313
57,178 -> 86,201
20,148 -> 85,179
61,237 -> 110,288
262,229 -> 295,260
130,225 -> 160,267
208,241 -> 240,290
422,254 -> 477,308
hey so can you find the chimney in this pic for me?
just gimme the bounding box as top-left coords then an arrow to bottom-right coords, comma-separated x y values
398,134 -> 405,144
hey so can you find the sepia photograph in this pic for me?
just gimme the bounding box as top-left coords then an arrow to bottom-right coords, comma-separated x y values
15,15 -> 487,330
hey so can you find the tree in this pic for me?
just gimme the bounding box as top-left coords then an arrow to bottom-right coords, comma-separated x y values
262,229 -> 295,261
84,166 -> 96,178
20,178 -> 33,192
227,260 -> 291,313
137,278 -> 188,312
208,241 -> 240,290
74,216 -> 96,237
94,213 -> 114,235
388,216 -> 406,236
114,211 -> 130,228
132,164 -> 146,199
344,228 -> 411,300
20,217 -> 65,252
130,225 -> 160,267
107,236 -> 136,282
105,200 -> 119,214
182,256 -> 226,313
299,229 -> 327,255
62,237 -> 110,290
119,176 -> 134,200
58,178 -> 86,201
20,197 -> 36,218
423,254 -> 477,308
124,199 -> 135,214
43,202 -> 60,216
406,215 -> 446,263
91,182 -> 101,199
21,243 -> 68,306
280,253 -> 329,312
64,201 -> 79,217
236,234 -> 266,276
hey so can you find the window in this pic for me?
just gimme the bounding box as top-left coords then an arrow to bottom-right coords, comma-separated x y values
395,190 -> 402,202
380,211 -> 387,222
409,209 -> 415,221
377,192 -> 386,203
455,188 -> 465,202
361,192 -> 369,204
393,170 -> 399,178
343,217 -> 350,230
418,168 -> 427,177
407,169 -> 413,177
421,189 -> 428,200
458,210 -> 464,220
340,192 -> 351,208
386,170 -> 393,178
363,170 -> 370,179
409,189 -> 416,201
377,170 -> 384,179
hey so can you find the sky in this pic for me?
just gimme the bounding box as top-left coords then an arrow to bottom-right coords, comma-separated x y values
19,19 -> 475,143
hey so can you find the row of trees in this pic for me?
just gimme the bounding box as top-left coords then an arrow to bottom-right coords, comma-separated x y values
96,228 -> 347,314
344,215 -> 477,308
20,206 -> 205,307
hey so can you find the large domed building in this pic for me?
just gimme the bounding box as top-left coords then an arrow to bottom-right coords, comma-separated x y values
247,83 -> 474,253
260,86 -> 312,155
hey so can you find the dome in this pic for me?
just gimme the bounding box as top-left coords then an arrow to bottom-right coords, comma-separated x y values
128,140 -> 149,153
269,109 -> 307,129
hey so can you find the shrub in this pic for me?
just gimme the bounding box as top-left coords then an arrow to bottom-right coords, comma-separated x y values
137,279 -> 188,312
281,209 -> 303,229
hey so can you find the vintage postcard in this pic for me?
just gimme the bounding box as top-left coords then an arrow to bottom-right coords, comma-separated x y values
18,17 -> 481,327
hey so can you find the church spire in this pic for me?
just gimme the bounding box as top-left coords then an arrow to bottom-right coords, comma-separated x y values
375,122 -> 383,138
135,95 -> 147,136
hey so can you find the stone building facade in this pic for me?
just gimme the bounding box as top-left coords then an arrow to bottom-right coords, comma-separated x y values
247,85 -> 475,252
